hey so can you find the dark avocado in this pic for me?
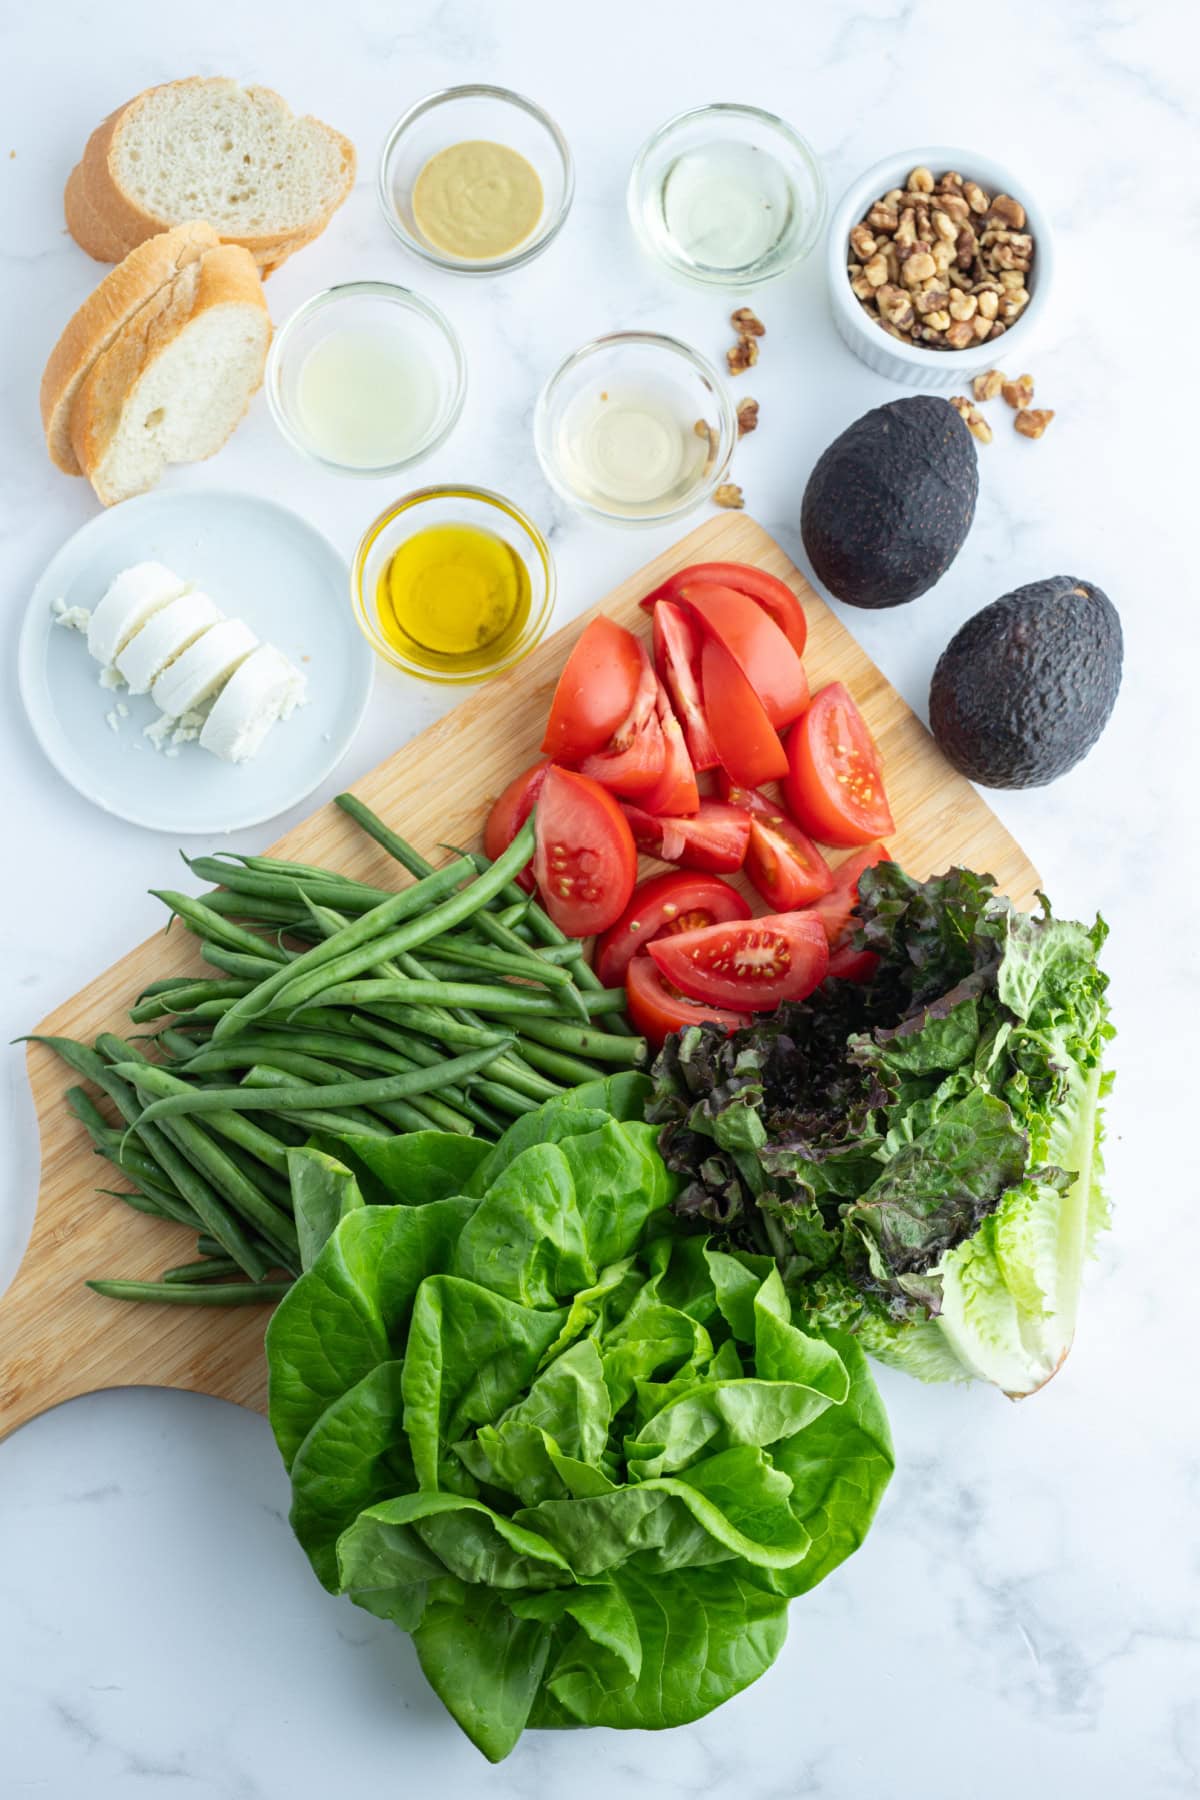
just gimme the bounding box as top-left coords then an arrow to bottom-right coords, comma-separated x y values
800,395 -> 978,609
929,576 -> 1122,788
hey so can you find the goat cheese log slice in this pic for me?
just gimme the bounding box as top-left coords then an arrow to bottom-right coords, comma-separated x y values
152,618 -> 258,718
116,591 -> 223,693
199,643 -> 307,763
87,561 -> 188,665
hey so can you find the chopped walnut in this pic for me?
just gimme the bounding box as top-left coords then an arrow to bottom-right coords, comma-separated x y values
950,395 -> 993,444
847,169 -> 1035,349
730,307 -> 765,338
973,368 -> 1006,402
1002,373 -> 1035,408
726,335 -> 759,375
736,397 -> 760,437
693,418 -> 719,468
1014,408 -> 1054,439
714,482 -> 745,509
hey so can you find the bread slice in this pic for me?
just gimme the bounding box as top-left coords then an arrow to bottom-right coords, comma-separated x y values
70,243 -> 271,506
40,220 -> 219,475
68,79 -> 355,271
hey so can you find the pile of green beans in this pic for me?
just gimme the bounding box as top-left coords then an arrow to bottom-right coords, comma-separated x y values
35,794 -> 645,1306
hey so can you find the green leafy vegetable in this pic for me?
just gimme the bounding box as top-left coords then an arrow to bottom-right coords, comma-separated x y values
266,1090 -> 893,1760
648,865 -> 1113,1398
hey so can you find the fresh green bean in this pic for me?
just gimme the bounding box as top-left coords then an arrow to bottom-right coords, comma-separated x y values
347,1015 -> 504,1135
137,976 -> 204,1000
120,1040 -> 511,1128
152,890 -> 291,963
578,988 -> 628,1015
511,1039 -> 613,1086
333,792 -> 439,881
95,1050 -> 292,1177
416,935 -> 579,993
186,856 -> 399,915
471,1080 -> 538,1116
162,1257 -> 242,1283
211,850 -> 479,1040
198,891 -> 312,927
30,1037 -> 267,1278
201,943 -> 290,981
96,1186 -> 174,1221
296,978 -> 584,1018
531,942 -> 586,964
87,1278 -> 292,1306
195,1235 -> 227,1258
237,1059 -> 433,1136
508,1017 -> 648,1065
231,853 -> 346,882
129,980 -> 254,1023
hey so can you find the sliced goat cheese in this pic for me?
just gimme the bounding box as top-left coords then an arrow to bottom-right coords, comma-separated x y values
87,562 -> 188,666
116,591 -> 222,694
199,644 -> 307,764
152,618 -> 258,719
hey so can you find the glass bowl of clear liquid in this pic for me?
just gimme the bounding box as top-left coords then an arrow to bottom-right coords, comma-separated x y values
534,332 -> 737,527
628,103 -> 826,289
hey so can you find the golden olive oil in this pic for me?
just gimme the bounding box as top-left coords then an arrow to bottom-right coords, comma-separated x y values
377,522 -> 532,676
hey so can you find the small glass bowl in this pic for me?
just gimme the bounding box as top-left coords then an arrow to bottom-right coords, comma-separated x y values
628,102 -> 827,289
379,85 -> 574,275
352,485 -> 556,685
266,282 -> 466,477
534,331 -> 737,529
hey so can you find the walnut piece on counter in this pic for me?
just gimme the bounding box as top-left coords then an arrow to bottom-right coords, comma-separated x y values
1014,408 -> 1055,439
736,397 -> 760,437
726,335 -> 759,375
950,395 -> 994,444
730,307 -> 765,338
714,483 -> 745,510
973,368 -> 1006,402
1002,373 -> 1035,409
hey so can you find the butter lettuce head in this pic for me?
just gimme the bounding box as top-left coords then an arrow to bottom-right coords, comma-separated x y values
266,1083 -> 893,1762
648,867 -> 1114,1398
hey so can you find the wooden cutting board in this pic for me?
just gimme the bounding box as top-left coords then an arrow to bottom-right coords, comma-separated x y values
4,514 -> 1039,1443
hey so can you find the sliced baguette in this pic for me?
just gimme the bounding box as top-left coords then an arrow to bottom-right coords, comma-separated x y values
68,78 -> 355,271
40,220 -> 219,475
70,243 -> 270,507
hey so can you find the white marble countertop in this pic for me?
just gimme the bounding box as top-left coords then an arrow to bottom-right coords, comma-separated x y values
1,0 -> 1195,1794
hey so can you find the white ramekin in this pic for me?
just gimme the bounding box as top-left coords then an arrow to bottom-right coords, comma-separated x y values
827,146 -> 1054,390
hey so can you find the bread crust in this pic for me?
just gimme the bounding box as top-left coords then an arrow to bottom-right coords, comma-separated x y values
70,242 -> 270,506
40,219 -> 220,475
68,78 -> 355,271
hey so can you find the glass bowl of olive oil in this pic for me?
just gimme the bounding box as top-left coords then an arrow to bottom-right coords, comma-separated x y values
352,486 -> 556,684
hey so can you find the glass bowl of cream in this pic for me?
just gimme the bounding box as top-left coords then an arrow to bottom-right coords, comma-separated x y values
628,103 -> 826,289
534,332 -> 737,527
266,282 -> 467,477
379,85 -> 574,275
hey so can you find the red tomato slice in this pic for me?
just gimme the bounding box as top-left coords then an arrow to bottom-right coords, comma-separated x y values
483,760 -> 549,894
713,775 -> 834,908
647,912 -> 830,1012
625,952 -> 751,1049
827,944 -> 881,983
593,872 -> 750,987
576,645 -> 665,798
784,682 -> 895,847
642,562 -> 808,657
531,767 -> 637,937
805,842 -> 891,946
676,584 -> 809,730
621,798 -> 750,874
637,681 -> 699,816
542,617 -> 643,762
701,639 -> 788,786
651,601 -> 720,771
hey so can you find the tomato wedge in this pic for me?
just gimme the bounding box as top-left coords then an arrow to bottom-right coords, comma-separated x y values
652,601 -> 719,771
643,562 -> 808,658
531,767 -> 637,937
714,776 -> 833,909
648,912 -> 830,1012
625,952 -> 751,1049
701,639 -> 788,786
638,682 -> 699,816
594,872 -> 750,987
828,944 -> 881,983
542,617 -> 643,762
804,842 -> 891,946
784,682 -> 894,846
621,799 -> 750,874
577,644 -> 665,798
483,760 -> 549,894
677,584 -> 809,730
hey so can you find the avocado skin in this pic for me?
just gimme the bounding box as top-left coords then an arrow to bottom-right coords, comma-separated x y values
801,396 -> 978,609
929,577 -> 1123,788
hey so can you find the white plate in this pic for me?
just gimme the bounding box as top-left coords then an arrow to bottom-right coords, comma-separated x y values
18,490 -> 374,834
